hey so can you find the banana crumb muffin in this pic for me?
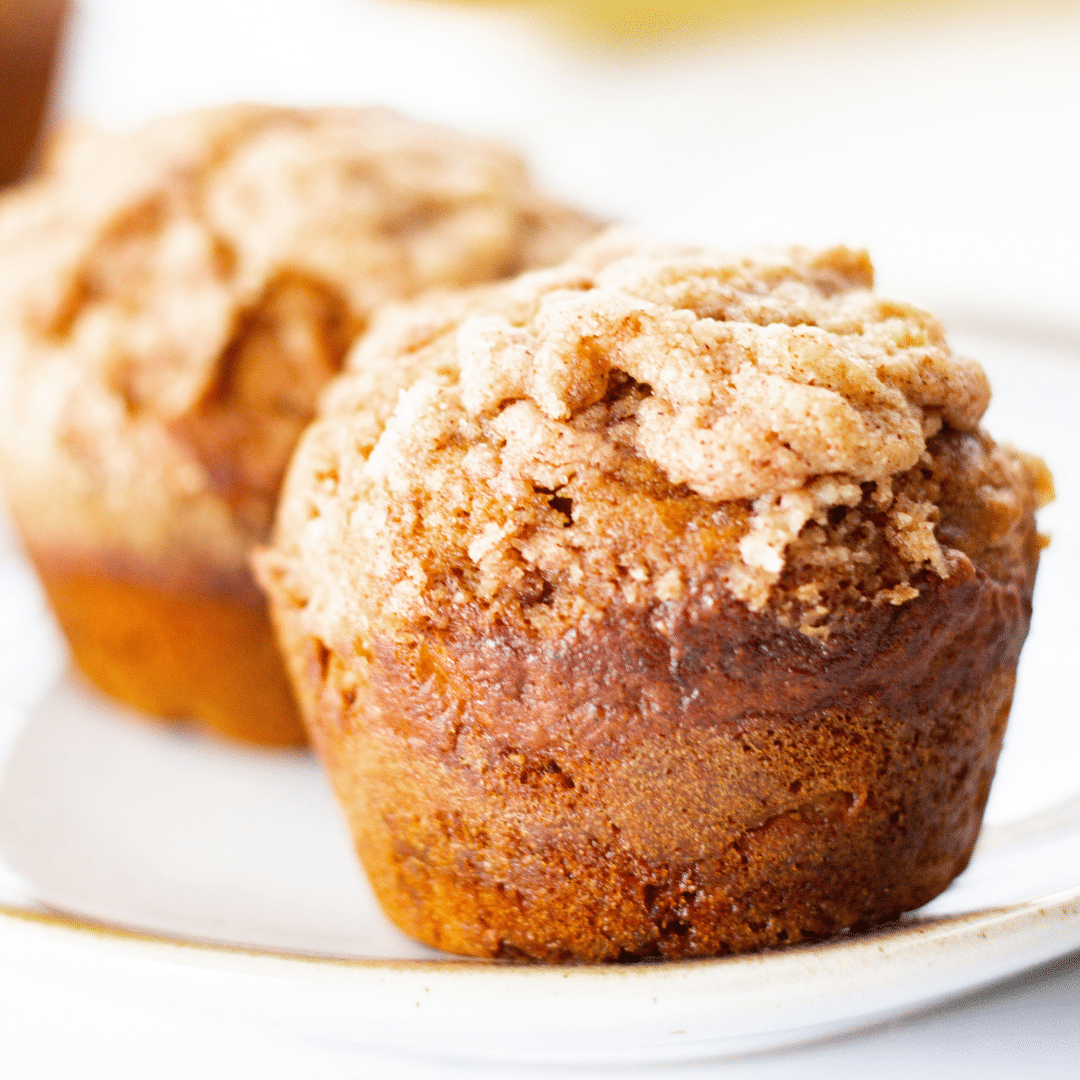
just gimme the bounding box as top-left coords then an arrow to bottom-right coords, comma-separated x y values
0,104 -> 599,744
257,232 -> 1051,957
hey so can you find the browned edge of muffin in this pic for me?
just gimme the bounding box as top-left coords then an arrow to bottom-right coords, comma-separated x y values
32,545 -> 305,746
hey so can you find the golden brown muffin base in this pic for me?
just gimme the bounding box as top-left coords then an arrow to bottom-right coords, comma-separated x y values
34,551 -> 305,747
278,539 -> 1034,961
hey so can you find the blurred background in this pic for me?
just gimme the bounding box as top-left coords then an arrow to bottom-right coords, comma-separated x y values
2,0 -> 1078,331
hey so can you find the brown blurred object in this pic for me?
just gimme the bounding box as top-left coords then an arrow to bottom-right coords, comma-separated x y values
0,0 -> 68,186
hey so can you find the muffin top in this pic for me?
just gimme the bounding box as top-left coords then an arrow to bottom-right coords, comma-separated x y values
263,231 -> 1048,646
0,105 -> 598,571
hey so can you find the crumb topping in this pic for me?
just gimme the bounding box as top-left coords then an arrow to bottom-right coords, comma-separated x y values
0,106 -> 598,562
265,233 -> 1041,646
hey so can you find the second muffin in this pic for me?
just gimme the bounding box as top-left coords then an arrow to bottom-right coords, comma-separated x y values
0,104 -> 598,744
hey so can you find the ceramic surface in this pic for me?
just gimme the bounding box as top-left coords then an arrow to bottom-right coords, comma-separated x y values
0,322 -> 1077,1065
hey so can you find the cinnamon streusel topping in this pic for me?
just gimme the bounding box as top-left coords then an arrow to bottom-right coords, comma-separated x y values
268,232 -> 1041,644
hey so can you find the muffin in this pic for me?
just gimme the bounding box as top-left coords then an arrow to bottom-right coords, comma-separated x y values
256,233 -> 1051,958
0,104 -> 599,744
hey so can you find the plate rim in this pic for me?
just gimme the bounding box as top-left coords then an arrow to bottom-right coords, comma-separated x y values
3,882 -> 1080,1065
2,879 -> 1080,974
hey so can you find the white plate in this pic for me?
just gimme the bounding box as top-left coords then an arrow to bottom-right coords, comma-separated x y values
0,321 -> 1078,1067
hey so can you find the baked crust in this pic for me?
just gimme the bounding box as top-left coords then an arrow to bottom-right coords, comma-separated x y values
312,579 -> 1023,960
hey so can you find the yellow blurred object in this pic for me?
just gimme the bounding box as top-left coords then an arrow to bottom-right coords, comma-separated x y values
550,0 -> 741,37
472,0 -> 735,38
433,0 -> 1005,40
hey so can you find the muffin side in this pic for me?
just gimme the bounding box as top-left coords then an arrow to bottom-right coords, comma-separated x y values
258,235 -> 1048,955
0,105 -> 600,743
